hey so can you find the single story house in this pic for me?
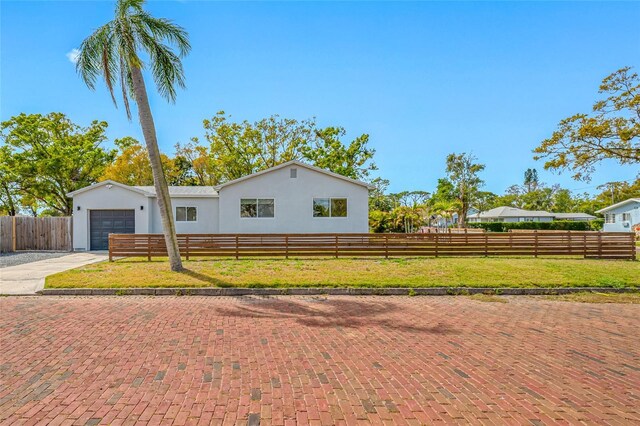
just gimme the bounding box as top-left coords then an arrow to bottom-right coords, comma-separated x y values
67,161 -> 372,251
467,206 -> 596,223
595,198 -> 640,233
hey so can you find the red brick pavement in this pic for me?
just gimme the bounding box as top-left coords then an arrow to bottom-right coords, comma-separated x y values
0,296 -> 638,425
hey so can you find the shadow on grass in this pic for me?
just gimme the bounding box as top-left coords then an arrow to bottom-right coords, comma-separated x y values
180,268 -> 233,288
215,297 -> 458,333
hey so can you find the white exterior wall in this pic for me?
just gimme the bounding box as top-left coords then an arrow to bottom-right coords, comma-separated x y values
150,197 -> 220,234
602,202 -> 640,232
70,185 -> 150,251
218,165 -> 369,233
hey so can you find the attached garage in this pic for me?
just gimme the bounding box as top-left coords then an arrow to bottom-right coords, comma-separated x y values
89,210 -> 135,250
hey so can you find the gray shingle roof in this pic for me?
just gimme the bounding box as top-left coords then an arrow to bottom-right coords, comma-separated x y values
468,206 -> 555,219
552,212 -> 596,220
134,186 -> 218,197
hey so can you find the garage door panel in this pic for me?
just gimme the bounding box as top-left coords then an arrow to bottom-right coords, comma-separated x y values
90,210 -> 135,250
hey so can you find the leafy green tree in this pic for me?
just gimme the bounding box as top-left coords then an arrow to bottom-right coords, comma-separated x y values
192,111 -> 377,185
473,191 -> 498,213
76,0 -> 190,271
368,178 -> 393,211
444,153 -> 486,226
302,127 -> 377,180
102,137 -> 189,186
534,67 -> 640,181
0,113 -> 114,215
524,168 -> 539,192
0,146 -> 19,216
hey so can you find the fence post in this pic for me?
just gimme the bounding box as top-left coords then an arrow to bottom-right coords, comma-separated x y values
147,235 -> 151,261
235,235 -> 239,260
597,232 -> 602,259
534,230 -> 538,258
385,234 -> 389,259
12,216 -> 16,252
285,235 -> 289,259
185,235 -> 190,261
335,235 -> 339,258
108,234 -> 113,262
484,233 -> 488,257
583,232 -> 587,258
435,234 -> 439,258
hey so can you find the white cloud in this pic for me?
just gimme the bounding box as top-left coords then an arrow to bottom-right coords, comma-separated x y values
66,48 -> 80,64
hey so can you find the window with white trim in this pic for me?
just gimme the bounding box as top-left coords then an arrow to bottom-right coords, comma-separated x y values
313,198 -> 347,217
240,199 -> 274,218
605,213 -> 616,224
622,213 -> 631,221
176,206 -> 197,222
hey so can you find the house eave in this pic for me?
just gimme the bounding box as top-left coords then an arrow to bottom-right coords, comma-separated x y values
214,160 -> 375,191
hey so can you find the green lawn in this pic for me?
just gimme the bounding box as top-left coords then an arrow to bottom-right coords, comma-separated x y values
46,257 -> 640,289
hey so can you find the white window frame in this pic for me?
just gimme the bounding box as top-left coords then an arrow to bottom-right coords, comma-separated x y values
175,206 -> 198,222
313,197 -> 348,218
622,213 -> 631,221
240,198 -> 275,219
605,213 -> 616,224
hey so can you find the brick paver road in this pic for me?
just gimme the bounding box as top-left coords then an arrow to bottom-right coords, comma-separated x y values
1,296 -> 638,425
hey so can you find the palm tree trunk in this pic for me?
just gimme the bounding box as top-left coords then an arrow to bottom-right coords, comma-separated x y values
130,65 -> 183,272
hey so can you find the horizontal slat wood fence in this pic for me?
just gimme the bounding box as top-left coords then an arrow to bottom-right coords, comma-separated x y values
0,216 -> 72,252
109,231 -> 636,261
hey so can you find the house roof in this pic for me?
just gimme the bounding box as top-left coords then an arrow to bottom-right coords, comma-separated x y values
467,206 -> 555,219
66,180 -> 218,198
66,180 -> 150,197
66,161 -> 372,198
134,186 -> 218,197
213,160 -> 375,190
552,212 -> 596,220
595,198 -> 640,213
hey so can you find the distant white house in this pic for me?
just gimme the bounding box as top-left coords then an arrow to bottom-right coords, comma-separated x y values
467,206 -> 595,223
66,161 -> 372,251
595,198 -> 640,233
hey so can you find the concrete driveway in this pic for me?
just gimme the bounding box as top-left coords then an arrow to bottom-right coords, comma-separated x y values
0,252 -> 107,295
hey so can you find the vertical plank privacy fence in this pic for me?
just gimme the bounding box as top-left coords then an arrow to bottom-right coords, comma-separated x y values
0,216 -> 72,252
109,231 -> 636,261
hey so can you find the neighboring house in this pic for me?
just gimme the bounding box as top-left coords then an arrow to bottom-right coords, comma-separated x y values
67,161 -> 372,250
595,198 -> 640,233
467,206 -> 596,223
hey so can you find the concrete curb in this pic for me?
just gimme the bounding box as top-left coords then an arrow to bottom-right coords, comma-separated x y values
36,287 -> 639,296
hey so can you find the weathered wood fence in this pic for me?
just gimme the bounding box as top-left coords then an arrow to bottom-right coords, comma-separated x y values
109,231 -> 636,261
0,216 -> 72,253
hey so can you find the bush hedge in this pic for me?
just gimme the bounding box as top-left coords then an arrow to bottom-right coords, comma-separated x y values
466,220 -> 604,232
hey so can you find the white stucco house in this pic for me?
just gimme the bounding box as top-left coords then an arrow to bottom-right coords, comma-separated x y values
467,206 -> 596,223
595,198 -> 640,233
66,161 -> 373,251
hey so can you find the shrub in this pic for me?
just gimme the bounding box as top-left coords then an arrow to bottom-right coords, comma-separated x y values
467,220 -> 600,232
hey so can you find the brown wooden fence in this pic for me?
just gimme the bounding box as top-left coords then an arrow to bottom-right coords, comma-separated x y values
0,216 -> 72,252
108,231 -> 636,261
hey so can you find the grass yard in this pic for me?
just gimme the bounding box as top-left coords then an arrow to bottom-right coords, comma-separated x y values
46,257 -> 640,289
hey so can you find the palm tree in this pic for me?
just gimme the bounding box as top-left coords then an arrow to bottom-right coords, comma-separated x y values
76,0 -> 190,271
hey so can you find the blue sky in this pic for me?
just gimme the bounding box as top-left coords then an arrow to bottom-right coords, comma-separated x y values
1,1 -> 639,195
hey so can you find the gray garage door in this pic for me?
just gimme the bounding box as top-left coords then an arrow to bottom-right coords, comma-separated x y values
90,210 -> 135,250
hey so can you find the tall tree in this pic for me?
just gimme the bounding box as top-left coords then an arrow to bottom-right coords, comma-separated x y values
76,0 -> 190,271
301,127 -> 377,180
0,113 -> 114,215
192,112 -> 377,184
523,168 -> 539,193
534,67 -> 640,181
102,137 -> 181,186
444,153 -> 485,226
